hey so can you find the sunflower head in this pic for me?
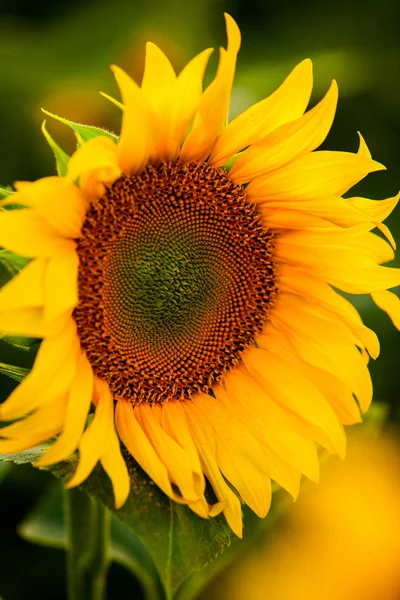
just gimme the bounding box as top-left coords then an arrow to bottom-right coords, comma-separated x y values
0,13 -> 399,538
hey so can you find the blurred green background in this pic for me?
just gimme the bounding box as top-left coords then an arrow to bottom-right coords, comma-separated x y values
0,0 -> 399,598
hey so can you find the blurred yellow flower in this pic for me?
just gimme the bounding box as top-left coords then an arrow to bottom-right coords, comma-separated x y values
0,14 -> 400,536
217,430 -> 400,599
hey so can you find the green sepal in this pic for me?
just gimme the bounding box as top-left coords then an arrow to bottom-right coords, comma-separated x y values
0,185 -> 25,210
0,335 -> 39,351
41,108 -> 118,146
221,151 -> 244,172
0,361 -> 30,382
0,249 -> 30,276
41,120 -> 70,177
99,91 -> 124,111
0,445 -> 233,599
0,186 -> 14,199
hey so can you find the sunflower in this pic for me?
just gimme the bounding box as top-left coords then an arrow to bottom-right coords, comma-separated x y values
0,14 -> 399,538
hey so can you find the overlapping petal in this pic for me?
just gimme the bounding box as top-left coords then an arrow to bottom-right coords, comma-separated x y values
210,58 -> 313,167
13,177 -> 87,237
247,139 -> 385,204
111,65 -> 156,174
67,136 -> 121,199
229,80 -> 338,183
180,13 -> 241,163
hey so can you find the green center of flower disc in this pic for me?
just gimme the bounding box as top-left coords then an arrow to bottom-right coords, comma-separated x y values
108,228 -> 218,340
74,162 -> 276,404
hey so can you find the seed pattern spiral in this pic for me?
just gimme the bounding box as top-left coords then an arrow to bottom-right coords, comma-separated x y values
74,161 -> 276,404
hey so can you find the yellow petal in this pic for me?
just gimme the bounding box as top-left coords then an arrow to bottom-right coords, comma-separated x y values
0,393 -> 67,440
44,243 -> 79,323
100,413 -> 131,509
115,399 -> 186,503
14,177 -> 87,238
67,136 -> 121,200
66,378 -> 114,488
260,195 -> 394,232
0,258 -> 46,311
243,346 -> 346,459
224,368 -> 320,481
171,48 -> 214,142
230,80 -> 338,183
258,326 -> 362,425
158,48 -> 214,161
247,150 -> 385,204
351,231 -> 395,264
111,65 -> 155,174
357,131 -> 372,158
0,430 -> 63,454
0,318 -> 80,421
0,306 -> 73,338
194,394 -> 272,518
140,43 -> 184,161
0,307 -> 65,337
261,207 -> 337,230
141,42 -> 176,110
216,385 -> 301,498
270,294 -> 373,412
0,209 -> 63,257
180,14 -> 241,163
371,290 -> 400,330
185,402 -> 243,538
348,192 -> 400,224
136,403 -> 204,503
277,264 -> 380,358
210,58 -> 313,167
35,352 -> 94,467
161,402 -> 204,479
275,231 -> 400,294
160,402 -> 210,518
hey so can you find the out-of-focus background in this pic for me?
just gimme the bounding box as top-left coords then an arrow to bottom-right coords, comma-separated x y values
0,0 -> 399,598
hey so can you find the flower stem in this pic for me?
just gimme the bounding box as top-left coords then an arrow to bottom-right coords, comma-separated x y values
64,487 -> 111,600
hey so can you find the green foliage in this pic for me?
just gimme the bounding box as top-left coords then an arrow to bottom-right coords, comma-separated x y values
0,462 -> 12,484
41,109 -> 118,146
0,445 -> 233,599
0,253 -> 37,352
0,250 -> 30,277
19,483 -> 164,600
0,187 -> 14,199
222,151 -> 244,171
0,336 -> 38,352
99,91 -> 124,111
0,361 -> 30,383
41,120 -> 70,177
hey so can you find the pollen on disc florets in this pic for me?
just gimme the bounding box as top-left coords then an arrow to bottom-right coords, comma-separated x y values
74,161 -> 276,405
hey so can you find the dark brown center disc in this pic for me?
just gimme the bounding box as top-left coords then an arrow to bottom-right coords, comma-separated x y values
74,161 -> 276,404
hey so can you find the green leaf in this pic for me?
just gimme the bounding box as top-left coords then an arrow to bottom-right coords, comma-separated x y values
99,91 -> 124,111
0,335 -> 39,351
41,108 -> 118,146
41,120 -> 70,177
0,361 -> 30,382
0,186 -> 14,199
80,454 -> 233,599
19,483 -> 165,600
0,462 -> 12,484
0,249 -> 30,276
0,254 -> 38,352
1,446 -> 233,599
222,151 -> 244,171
